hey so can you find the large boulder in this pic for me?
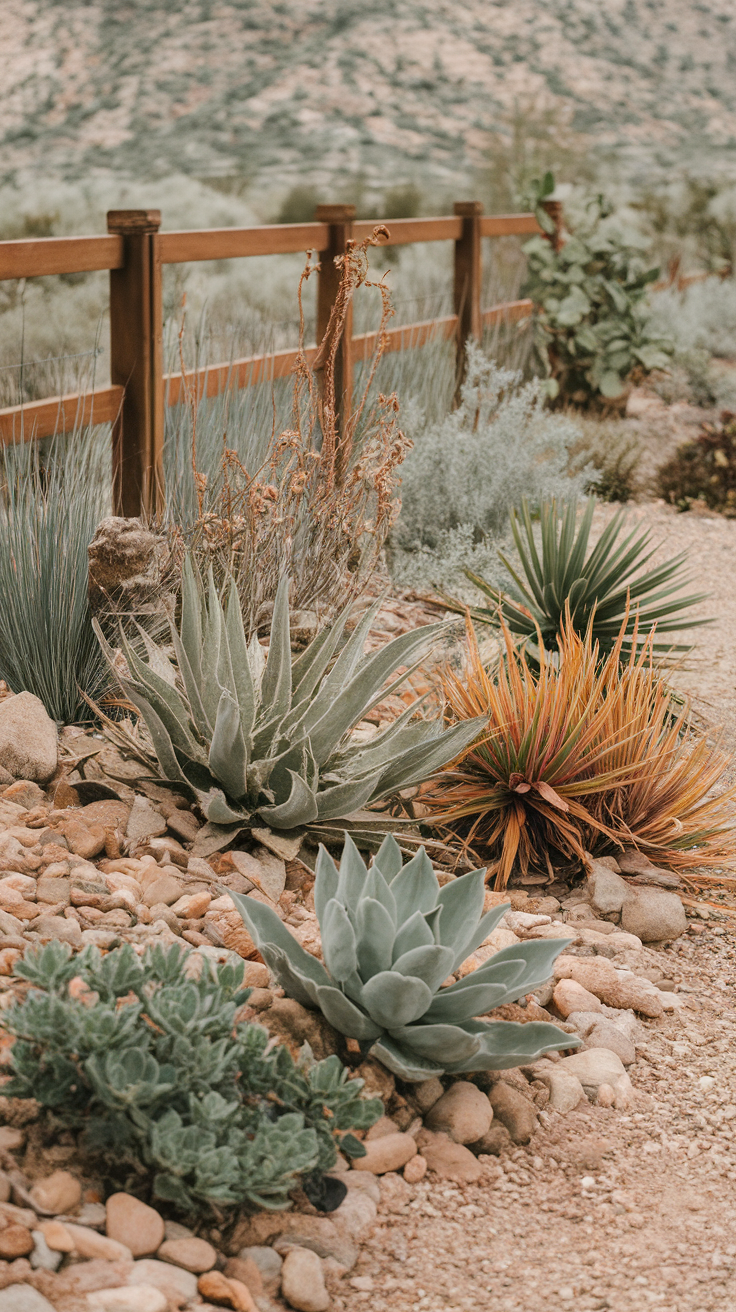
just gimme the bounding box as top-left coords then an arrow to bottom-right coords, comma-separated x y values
0,692 -> 57,783
621,886 -> 687,943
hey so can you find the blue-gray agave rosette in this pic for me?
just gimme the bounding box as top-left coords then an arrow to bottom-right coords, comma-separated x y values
95,561 -> 485,831
232,833 -> 579,1080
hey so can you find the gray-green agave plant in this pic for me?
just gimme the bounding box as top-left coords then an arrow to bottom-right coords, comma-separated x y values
232,834 -> 579,1080
95,561 -> 483,831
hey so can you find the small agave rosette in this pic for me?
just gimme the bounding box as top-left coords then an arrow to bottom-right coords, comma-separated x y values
232,834 -> 578,1080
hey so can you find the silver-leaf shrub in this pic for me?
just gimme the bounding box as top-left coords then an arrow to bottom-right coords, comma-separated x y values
95,560 -> 483,829
233,834 -> 579,1081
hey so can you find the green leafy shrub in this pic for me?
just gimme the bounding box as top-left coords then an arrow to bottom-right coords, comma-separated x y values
233,833 -> 577,1081
457,496 -> 709,661
96,561 -> 483,833
4,940 -> 381,1214
657,411 -> 736,516
524,184 -> 673,407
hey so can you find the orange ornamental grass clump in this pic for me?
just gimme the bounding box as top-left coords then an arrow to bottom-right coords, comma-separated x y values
588,635 -> 736,871
422,612 -> 736,887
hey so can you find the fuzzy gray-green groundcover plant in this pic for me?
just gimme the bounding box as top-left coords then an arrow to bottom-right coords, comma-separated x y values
95,560 -> 484,831
233,834 -> 579,1080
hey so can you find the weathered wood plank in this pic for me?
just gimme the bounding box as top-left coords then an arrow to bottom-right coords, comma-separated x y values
0,235 -> 124,280
0,385 -> 124,444
158,223 -> 330,263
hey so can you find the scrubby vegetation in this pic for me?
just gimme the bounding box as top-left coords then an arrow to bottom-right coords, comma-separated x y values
658,410 -> 736,516
3,941 -> 381,1213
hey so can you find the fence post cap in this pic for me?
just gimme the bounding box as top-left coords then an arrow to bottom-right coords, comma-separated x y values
107,209 -> 162,233
314,204 -> 356,223
453,201 -> 484,217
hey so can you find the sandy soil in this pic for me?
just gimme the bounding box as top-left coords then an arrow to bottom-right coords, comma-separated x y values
333,929 -> 736,1312
331,405 -> 736,1312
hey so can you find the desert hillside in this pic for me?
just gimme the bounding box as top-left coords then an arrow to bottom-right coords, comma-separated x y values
2,0 -> 736,200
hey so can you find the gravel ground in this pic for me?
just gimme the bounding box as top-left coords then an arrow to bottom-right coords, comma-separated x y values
591,498 -> 736,757
333,927 -> 736,1312
332,416 -> 736,1312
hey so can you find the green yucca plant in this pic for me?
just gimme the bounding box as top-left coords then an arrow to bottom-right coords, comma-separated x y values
459,496 -> 710,659
95,560 -> 484,830
233,833 -> 577,1081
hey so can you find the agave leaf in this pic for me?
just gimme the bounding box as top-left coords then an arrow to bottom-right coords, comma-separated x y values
229,890 -> 332,992
169,625 -> 212,740
390,944 -> 455,992
434,870 -> 488,955
305,622 -> 450,765
201,569 -> 225,728
225,580 -> 256,744
262,945 -> 321,1010
391,908 -> 435,959
208,691 -> 248,800
313,985 -> 382,1039
315,595 -> 385,700
360,972 -> 432,1028
257,771 -> 319,828
372,834 -> 404,881
362,866 -> 397,926
423,980 -> 513,1022
314,775 -> 383,823
336,833 -> 370,906
121,688 -> 191,791
180,555 -> 204,685
314,846 -> 340,926
390,1021 -> 480,1063
321,899 -> 358,983
260,575 -> 292,724
450,903 -> 512,972
114,632 -> 199,759
446,938 -> 571,1000
443,1019 -> 579,1072
373,716 -> 488,798
355,898 -> 395,979
389,848 -> 439,921
196,787 -> 251,824
331,703 -> 437,776
133,622 -> 178,687
289,596 -> 354,704
370,1036 -> 444,1081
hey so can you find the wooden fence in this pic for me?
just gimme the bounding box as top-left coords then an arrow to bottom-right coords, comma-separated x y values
0,202 -> 541,516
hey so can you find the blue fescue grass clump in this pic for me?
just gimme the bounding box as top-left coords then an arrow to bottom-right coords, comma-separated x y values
0,425 -> 111,722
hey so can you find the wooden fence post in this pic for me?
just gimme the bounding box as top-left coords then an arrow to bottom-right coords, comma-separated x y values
315,203 -> 355,448
107,209 -> 164,519
453,200 -> 483,400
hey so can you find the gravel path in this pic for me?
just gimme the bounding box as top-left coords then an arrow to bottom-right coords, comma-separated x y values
333,927 -> 736,1312
591,499 -> 736,755
333,483 -> 736,1312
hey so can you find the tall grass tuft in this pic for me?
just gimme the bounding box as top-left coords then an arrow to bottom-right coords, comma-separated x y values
0,426 -> 111,722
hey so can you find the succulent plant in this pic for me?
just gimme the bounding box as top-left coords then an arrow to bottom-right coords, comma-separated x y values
5,940 -> 382,1215
232,834 -> 578,1081
95,559 -> 484,830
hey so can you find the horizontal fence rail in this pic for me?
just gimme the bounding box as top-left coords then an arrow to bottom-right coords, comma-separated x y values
0,202 -> 544,513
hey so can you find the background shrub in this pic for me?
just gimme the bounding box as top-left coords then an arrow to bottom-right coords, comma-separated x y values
390,346 -> 590,592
